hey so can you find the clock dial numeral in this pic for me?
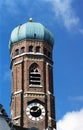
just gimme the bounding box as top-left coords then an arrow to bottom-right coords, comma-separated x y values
40,116 -> 43,119
36,117 -> 39,121
26,112 -> 30,115
42,109 -> 45,113
26,108 -> 30,112
28,115 -> 32,119
37,103 -> 40,107
42,112 -> 45,116
32,117 -> 35,121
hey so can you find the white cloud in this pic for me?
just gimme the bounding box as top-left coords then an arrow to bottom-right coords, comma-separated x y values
57,109 -> 83,130
3,71 -> 11,81
78,29 -> 83,34
69,96 -> 83,102
0,0 -> 83,33
44,0 -> 80,31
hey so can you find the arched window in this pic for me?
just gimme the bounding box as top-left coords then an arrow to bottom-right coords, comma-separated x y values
36,46 -> 40,53
29,46 -> 33,52
44,48 -> 47,55
48,51 -> 52,58
21,47 -> 25,53
29,64 -> 41,86
15,49 -> 19,56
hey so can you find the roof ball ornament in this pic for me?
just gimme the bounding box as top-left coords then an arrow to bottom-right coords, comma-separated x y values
29,18 -> 33,22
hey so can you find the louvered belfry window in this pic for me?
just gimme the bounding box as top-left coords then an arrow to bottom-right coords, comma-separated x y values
29,64 -> 41,86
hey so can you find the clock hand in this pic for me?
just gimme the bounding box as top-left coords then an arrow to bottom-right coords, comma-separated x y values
30,109 -> 34,112
36,107 -> 40,112
30,107 -> 40,113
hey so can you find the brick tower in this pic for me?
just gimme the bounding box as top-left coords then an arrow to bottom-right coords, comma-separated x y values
9,18 -> 56,130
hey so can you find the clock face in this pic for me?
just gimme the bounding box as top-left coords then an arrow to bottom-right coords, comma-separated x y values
26,103 -> 45,121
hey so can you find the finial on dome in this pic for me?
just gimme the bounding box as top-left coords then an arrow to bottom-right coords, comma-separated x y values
29,18 -> 33,22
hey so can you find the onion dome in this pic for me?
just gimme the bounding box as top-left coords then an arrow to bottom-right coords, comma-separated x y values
9,18 -> 54,50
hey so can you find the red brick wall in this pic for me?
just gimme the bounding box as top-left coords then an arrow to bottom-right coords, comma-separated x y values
10,40 -> 56,129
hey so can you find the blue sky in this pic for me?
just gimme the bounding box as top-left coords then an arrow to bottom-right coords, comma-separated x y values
0,0 -> 83,129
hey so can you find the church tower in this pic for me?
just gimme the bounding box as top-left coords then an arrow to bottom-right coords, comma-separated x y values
9,18 -> 56,130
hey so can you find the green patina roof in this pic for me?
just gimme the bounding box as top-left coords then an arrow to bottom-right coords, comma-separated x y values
9,20 -> 54,50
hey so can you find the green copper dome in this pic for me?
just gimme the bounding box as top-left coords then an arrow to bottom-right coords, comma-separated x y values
9,19 -> 54,49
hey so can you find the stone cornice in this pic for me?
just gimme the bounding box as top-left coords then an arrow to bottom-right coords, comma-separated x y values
24,91 -> 45,97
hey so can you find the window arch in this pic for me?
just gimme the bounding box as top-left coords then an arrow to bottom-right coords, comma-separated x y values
21,47 -> 25,53
29,63 -> 41,86
15,49 -> 19,56
36,46 -> 40,53
29,45 -> 33,52
48,51 -> 52,58
44,48 -> 47,55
